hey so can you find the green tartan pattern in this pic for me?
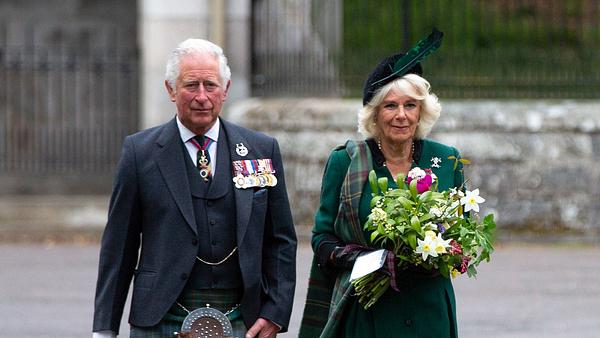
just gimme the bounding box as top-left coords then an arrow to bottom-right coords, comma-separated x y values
130,288 -> 246,338
298,140 -> 372,338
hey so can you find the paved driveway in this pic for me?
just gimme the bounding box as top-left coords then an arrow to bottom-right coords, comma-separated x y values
1,242 -> 598,337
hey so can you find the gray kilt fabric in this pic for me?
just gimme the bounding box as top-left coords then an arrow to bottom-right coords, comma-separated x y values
130,288 -> 246,338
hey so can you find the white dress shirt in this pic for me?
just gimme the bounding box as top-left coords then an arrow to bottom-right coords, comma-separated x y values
177,116 -> 219,174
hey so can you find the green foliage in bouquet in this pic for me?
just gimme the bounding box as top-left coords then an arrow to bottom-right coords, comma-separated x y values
352,167 -> 495,310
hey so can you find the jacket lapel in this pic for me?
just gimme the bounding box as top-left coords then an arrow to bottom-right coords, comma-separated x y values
205,126 -> 230,199
221,119 -> 254,245
155,118 -> 197,235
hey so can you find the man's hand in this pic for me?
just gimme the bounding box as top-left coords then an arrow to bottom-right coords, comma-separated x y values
245,317 -> 280,338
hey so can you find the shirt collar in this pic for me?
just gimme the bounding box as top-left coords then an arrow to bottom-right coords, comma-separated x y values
176,116 -> 220,143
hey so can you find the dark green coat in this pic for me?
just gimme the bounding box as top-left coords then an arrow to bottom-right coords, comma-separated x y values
307,138 -> 463,338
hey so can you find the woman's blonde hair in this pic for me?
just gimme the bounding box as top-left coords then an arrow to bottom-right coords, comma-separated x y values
357,73 -> 441,139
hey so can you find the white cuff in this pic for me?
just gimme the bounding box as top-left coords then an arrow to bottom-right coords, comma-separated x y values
93,331 -> 116,338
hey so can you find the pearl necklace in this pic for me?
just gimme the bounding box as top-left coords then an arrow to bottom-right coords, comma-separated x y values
377,139 -> 415,166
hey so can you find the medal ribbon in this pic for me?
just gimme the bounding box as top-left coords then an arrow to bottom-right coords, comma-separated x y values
190,136 -> 214,181
232,159 -> 278,189
190,135 -> 214,152
232,159 -> 276,176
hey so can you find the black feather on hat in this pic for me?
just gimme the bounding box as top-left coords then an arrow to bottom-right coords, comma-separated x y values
362,28 -> 443,106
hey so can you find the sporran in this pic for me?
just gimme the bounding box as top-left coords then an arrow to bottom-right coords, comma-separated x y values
174,304 -> 236,338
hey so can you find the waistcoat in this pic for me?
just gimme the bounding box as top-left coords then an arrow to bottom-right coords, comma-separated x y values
183,130 -> 242,289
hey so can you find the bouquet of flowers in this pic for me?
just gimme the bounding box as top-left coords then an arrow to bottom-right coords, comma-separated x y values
351,164 -> 496,310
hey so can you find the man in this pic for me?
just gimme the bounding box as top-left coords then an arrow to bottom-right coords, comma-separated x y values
93,38 -> 297,338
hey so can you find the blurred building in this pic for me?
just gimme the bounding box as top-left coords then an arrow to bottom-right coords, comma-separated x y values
0,0 -> 255,195
1,0 -> 599,241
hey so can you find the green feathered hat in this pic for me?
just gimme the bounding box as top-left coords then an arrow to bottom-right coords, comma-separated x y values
362,28 -> 444,106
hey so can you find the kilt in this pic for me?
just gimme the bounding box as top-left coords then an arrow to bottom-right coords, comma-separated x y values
130,288 -> 246,338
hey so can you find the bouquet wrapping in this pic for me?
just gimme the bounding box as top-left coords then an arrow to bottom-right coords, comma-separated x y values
351,165 -> 495,310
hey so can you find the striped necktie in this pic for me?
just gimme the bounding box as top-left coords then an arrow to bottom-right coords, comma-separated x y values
190,135 -> 212,182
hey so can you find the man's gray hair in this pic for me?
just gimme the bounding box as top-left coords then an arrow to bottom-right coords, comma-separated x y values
165,38 -> 231,89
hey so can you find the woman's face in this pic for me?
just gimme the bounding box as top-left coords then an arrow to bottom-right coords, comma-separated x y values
375,90 -> 421,145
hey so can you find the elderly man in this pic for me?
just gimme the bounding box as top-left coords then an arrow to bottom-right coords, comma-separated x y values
93,38 -> 297,338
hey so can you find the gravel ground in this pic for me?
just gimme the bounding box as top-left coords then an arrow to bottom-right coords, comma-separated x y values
0,241 -> 598,338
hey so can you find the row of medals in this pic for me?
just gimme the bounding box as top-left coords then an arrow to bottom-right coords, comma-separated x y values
233,173 -> 277,189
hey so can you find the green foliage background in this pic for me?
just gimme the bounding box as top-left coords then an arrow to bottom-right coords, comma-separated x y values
340,0 -> 600,98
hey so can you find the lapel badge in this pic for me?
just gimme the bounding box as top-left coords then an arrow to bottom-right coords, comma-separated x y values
431,157 -> 442,168
235,143 -> 248,157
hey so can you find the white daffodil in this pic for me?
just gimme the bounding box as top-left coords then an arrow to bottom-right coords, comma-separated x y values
433,232 -> 452,254
460,189 -> 485,213
415,235 -> 437,261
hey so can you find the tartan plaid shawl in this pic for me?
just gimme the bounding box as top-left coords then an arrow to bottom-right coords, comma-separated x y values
298,140 -> 372,338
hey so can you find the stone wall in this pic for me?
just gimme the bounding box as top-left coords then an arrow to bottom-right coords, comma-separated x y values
227,99 -> 600,241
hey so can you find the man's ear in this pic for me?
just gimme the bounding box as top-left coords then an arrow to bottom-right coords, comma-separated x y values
165,80 -> 176,102
223,80 -> 231,101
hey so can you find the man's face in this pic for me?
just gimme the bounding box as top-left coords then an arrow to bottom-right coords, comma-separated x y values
166,53 -> 230,135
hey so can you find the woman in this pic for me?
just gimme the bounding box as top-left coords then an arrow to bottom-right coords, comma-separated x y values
299,36 -> 464,338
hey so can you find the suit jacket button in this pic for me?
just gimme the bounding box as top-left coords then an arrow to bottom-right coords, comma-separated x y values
405,319 -> 413,327
209,219 -> 216,225
191,239 -> 198,246
180,273 -> 188,280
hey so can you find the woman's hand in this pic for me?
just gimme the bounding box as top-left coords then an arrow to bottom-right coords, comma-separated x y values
329,245 -> 369,270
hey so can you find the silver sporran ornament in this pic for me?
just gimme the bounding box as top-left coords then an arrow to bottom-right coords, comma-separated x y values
175,305 -> 234,338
